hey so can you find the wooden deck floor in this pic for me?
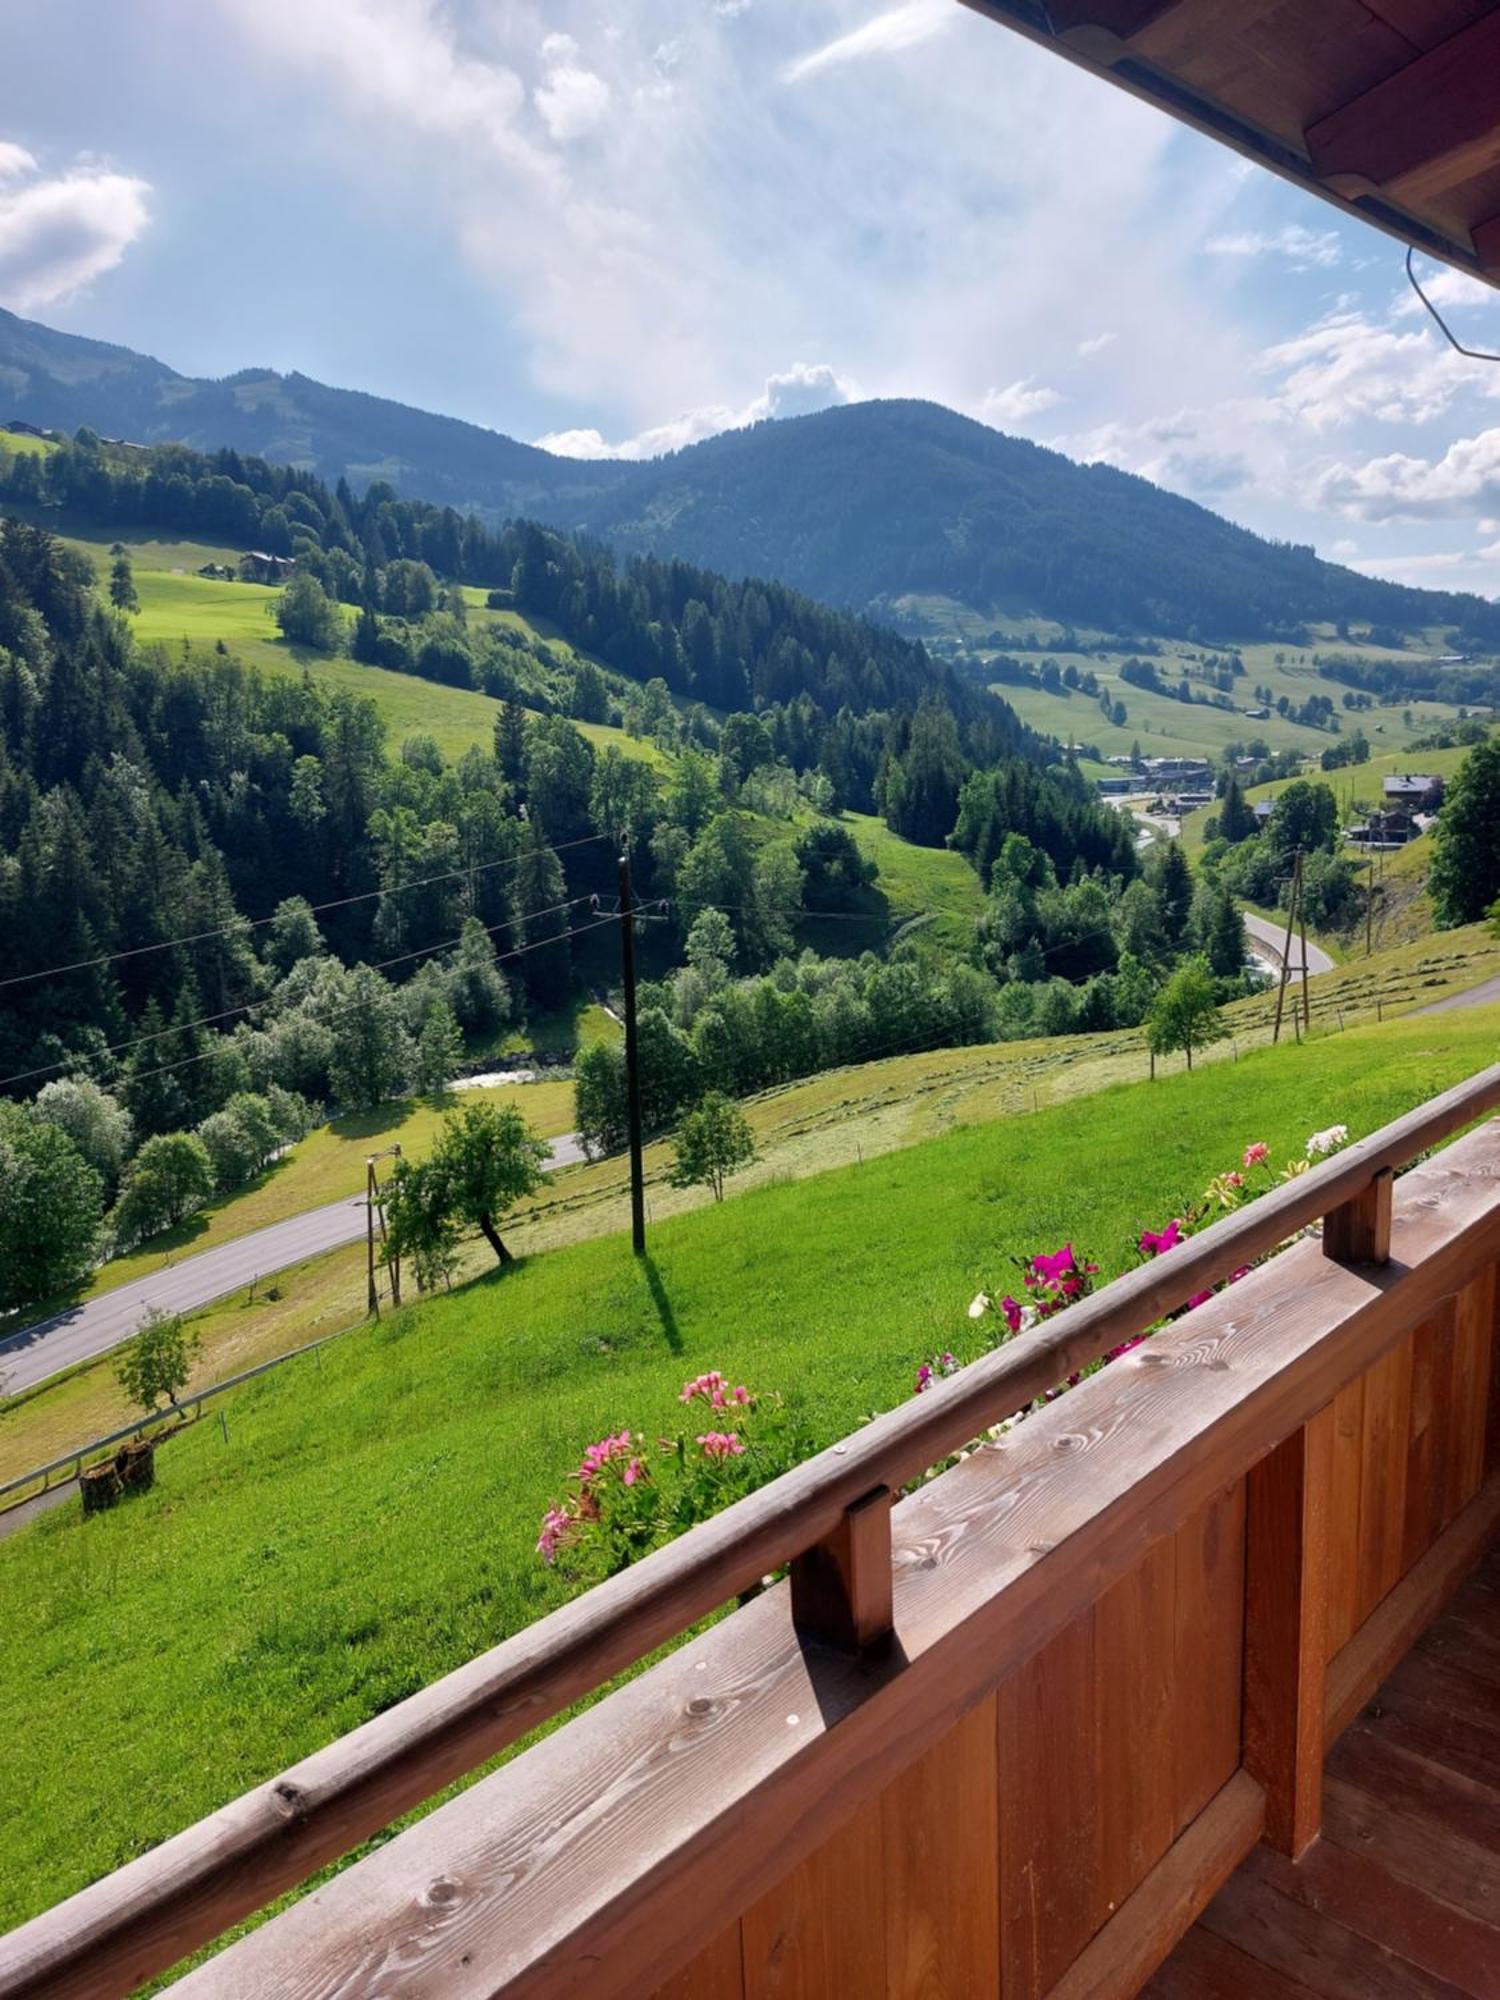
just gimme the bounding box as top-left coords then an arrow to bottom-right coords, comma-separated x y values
1146,1544 -> 1500,1998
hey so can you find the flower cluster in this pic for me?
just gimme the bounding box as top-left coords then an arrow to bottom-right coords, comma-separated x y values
929,1123 -> 1359,1420
538,1370 -> 803,1575
696,1430 -> 745,1460
680,1370 -> 752,1410
914,1351 -> 960,1395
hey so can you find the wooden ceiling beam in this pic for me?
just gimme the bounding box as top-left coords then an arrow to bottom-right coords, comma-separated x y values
1306,12 -> 1500,205
1473,213 -> 1500,276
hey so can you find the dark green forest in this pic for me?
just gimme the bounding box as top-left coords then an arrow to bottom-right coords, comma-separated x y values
8,305 -> 1500,645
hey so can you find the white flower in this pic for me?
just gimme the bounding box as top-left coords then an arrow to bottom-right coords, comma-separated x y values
1306,1124 -> 1349,1159
967,1291 -> 992,1319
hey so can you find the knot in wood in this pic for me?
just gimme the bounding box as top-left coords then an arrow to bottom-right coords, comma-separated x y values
270,1781 -> 307,1821
686,1696 -> 715,1718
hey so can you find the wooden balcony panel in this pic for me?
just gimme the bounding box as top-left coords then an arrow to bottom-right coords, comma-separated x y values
156,1118 -> 1500,2000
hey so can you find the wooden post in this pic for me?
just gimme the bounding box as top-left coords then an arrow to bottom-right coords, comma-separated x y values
1298,874 -> 1312,1034
1243,1407 -> 1334,1856
1322,1168 -> 1393,1267
618,850 -> 646,1258
789,1486 -> 894,1653
1272,854 -> 1301,1046
365,1157 -> 379,1318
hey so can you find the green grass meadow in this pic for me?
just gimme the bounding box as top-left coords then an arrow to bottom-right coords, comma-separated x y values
2,1009 -> 1497,1940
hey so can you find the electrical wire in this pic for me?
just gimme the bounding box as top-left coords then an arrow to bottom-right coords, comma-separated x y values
72,912 -> 628,1100
1404,246 -> 1500,363
0,831 -> 614,996
1,894 -> 611,1094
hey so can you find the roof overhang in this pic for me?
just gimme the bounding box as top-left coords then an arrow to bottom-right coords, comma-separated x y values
959,0 -> 1500,287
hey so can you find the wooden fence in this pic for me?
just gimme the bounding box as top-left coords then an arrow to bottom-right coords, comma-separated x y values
3,1060 -> 1499,1999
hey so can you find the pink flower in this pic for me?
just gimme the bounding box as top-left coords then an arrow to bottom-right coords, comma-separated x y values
1032,1245 -> 1077,1285
697,1431 -> 745,1460
1224,1171 -> 1244,1189
1186,1289 -> 1214,1310
536,1505 -> 576,1564
578,1430 -> 635,1483
1229,1265 -> 1251,1285
622,1458 -> 645,1487
1000,1296 -> 1024,1333
1243,1142 -> 1270,1168
1139,1219 -> 1184,1257
915,1362 -> 933,1394
679,1371 -> 726,1405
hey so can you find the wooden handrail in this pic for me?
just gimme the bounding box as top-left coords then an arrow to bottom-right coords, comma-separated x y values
4,1057 -> 1499,2000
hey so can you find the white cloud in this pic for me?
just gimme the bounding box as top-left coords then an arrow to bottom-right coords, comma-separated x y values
1206,223 -> 1341,269
0,141 -> 38,182
1313,429 -> 1500,521
1077,330 -> 1116,357
535,37 -> 610,143
783,0 -> 954,85
1328,537 -> 1359,558
537,360 -> 856,458
1259,311 -> 1478,431
980,378 -> 1062,427
0,150 -> 150,311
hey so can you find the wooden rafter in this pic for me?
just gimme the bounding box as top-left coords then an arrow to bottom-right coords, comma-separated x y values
1306,11 -> 1500,203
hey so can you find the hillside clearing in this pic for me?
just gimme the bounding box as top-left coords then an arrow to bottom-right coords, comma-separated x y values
1,1010 -> 1496,1948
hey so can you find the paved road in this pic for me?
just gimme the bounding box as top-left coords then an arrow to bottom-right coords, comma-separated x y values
1243,912 -> 1337,978
1417,974 -> 1500,1016
0,1131 -> 587,1398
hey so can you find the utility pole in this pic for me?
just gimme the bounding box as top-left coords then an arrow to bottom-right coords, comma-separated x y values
618,849 -> 647,1257
365,1143 -> 402,1312
1298,868 -> 1312,1036
1272,851 -> 1302,1045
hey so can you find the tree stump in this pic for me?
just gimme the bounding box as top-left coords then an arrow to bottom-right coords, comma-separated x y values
79,1439 -> 156,1516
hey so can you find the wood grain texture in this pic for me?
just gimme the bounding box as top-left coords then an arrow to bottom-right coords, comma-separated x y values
1095,1534 -> 1177,1914
650,1925 -> 744,2000
1450,1267 -> 1495,1514
1046,1772 -> 1263,2000
789,1486 -> 893,1655
879,1699 -> 999,1999
742,1801 -> 885,1999
1326,1374 -> 1366,1659
1355,1332 -> 1414,1625
1487,1256 -> 1500,1475
1325,1469 -> 1500,1745
1171,1481 -> 1246,1834
1243,1837 -> 1500,1997
1401,1306 -> 1454,1572
998,1610 -> 1097,2000
1324,1166 -> 1393,1267
1306,12 -> 1500,203
143,1124 -> 1500,2000
1244,1410 -> 1333,1856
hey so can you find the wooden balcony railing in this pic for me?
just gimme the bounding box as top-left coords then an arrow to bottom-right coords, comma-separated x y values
4,1059 -> 1500,2000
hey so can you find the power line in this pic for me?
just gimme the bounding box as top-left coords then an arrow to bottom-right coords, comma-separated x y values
0,830 -> 614,996
0,895 -> 608,1094
69,912 -> 627,1101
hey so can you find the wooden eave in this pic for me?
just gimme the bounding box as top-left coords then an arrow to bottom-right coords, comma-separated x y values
959,0 -> 1500,287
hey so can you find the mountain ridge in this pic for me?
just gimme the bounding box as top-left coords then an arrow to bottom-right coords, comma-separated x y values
4,305 -> 1497,644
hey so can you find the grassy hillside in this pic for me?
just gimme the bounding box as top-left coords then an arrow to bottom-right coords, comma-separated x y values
5,918 -> 1496,1488
977,635 -> 1477,765
2,1009 -> 1497,1946
1180,738 -> 1492,853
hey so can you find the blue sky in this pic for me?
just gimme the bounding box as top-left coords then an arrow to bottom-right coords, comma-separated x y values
4,0 -> 1500,598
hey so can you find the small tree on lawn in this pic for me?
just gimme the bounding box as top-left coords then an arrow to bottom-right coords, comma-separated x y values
115,1308 -> 200,1419
383,1157 -> 462,1292
669,1091 -> 755,1203
1146,956 -> 1225,1074
429,1100 -> 549,1266
109,553 -> 139,613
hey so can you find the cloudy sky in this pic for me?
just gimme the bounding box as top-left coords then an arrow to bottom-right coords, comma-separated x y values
4,0 -> 1500,596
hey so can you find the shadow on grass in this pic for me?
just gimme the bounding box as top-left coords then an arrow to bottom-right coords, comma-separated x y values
641,1255 -> 684,1355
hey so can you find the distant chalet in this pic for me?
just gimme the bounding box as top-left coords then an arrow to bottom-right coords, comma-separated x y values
1382,773 -> 1444,809
238,551 -> 297,584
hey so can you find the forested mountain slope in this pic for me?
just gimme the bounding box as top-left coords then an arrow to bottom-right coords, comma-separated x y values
8,309 -> 1500,646
577,400 -> 1500,644
0,307 -> 626,520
